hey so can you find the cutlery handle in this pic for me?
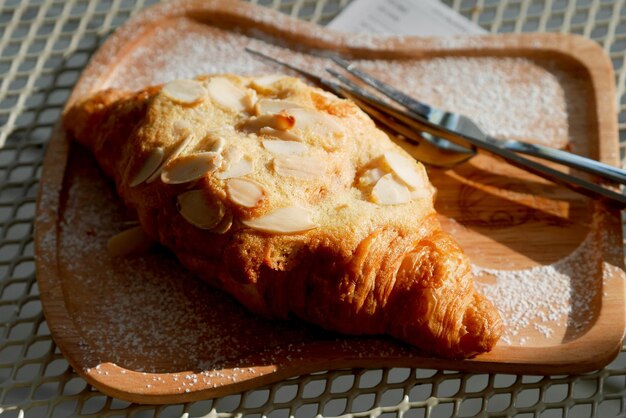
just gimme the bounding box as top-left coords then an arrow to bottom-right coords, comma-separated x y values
411,121 -> 626,209
464,136 -> 626,209
500,140 -> 626,185
334,75 -> 626,207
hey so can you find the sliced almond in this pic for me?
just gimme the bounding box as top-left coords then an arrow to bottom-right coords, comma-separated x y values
242,206 -> 317,234
145,132 -> 195,184
222,147 -> 243,164
167,130 -> 194,161
358,167 -> 385,189
255,99 -> 302,115
242,89 -> 258,112
129,147 -> 164,187
259,127 -> 303,142
383,151 -> 427,189
161,152 -> 223,184
410,187 -> 432,200
262,139 -> 308,155
242,113 -> 295,132
226,178 -> 266,208
161,79 -> 207,104
371,173 -> 411,205
287,108 -> 344,138
211,210 -> 233,234
177,190 -> 224,229
216,154 -> 253,179
200,132 -> 226,153
144,121 -> 195,184
273,155 -> 325,180
210,136 -> 225,153
251,74 -> 286,91
107,226 -> 153,256
207,77 -> 251,113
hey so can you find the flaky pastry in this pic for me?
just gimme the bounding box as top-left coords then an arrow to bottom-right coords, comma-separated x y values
64,74 -> 502,358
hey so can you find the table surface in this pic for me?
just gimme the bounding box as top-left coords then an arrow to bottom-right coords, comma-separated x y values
2,0 -> 626,417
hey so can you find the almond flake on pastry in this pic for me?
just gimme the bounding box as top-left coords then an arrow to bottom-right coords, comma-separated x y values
208,77 -> 253,113
259,127 -> 304,142
161,152 -> 222,184
250,75 -> 286,92
129,147 -> 164,187
383,150 -> 427,189
177,190 -> 225,229
146,121 -> 195,183
216,152 -> 253,180
371,173 -> 411,205
287,108 -> 344,138
161,79 -> 207,105
208,136 -> 225,153
242,113 -> 295,132
211,210 -> 233,234
226,178 -> 266,208
256,99 -> 303,115
358,167 -> 385,190
273,154 -> 325,179
262,139 -> 308,155
241,206 -> 317,234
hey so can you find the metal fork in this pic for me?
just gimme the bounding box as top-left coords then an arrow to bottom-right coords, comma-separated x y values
245,48 -> 626,209
329,56 -> 626,185
246,48 -> 475,166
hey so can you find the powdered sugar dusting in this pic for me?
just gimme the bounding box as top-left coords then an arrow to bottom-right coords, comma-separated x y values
106,19 -> 275,91
358,57 -> 583,147
53,152 -> 411,392
102,17 -> 582,152
473,231 -> 602,346
38,10 -> 626,390
57,152 -> 325,373
236,41 -> 580,149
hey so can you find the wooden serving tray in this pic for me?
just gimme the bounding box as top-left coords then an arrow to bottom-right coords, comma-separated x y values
35,0 -> 626,404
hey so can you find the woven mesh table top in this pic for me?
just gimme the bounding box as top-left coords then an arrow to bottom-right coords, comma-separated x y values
2,0 -> 626,417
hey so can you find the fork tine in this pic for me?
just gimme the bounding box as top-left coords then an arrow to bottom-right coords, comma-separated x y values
245,49 -> 626,208
326,68 -> 474,155
341,89 -> 475,167
330,56 -> 432,117
246,48 -> 474,155
328,68 -> 425,127
326,68 -> 385,105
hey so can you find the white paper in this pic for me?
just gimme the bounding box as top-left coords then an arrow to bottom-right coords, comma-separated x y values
327,0 -> 486,36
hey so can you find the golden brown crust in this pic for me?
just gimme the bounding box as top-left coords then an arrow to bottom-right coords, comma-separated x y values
63,74 -> 502,358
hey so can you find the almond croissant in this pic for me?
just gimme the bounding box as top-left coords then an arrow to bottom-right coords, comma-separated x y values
63,74 -> 502,358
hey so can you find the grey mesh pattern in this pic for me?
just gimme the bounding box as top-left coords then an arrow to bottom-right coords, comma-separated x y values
1,0 -> 625,417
